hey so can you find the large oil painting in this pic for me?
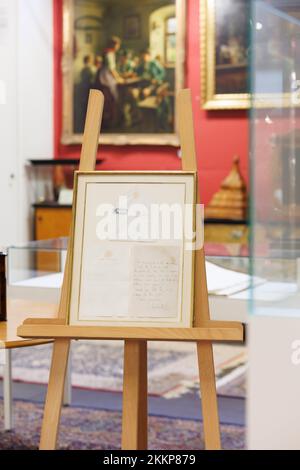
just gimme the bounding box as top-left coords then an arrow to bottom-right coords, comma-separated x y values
62,0 -> 186,145
201,0 -> 250,110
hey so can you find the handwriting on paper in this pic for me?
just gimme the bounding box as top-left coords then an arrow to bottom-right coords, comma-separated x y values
129,245 -> 180,318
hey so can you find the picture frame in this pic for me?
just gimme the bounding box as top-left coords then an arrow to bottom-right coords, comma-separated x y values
124,15 -> 140,40
251,2 -> 300,109
201,0 -> 250,110
68,171 -> 196,328
62,0 -> 186,146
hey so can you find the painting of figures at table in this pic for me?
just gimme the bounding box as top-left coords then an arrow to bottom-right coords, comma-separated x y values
201,0 -> 250,109
62,0 -> 185,145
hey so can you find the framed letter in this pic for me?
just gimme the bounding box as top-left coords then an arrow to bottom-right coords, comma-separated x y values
68,172 -> 196,327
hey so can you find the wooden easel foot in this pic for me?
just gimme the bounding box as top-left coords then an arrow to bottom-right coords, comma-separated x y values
197,341 -> 221,450
39,338 -> 71,450
122,340 -> 148,450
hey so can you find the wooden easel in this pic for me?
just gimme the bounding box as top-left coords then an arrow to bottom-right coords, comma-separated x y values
17,89 -> 243,450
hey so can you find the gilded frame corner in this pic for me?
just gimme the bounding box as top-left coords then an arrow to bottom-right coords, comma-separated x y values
200,0 -> 250,110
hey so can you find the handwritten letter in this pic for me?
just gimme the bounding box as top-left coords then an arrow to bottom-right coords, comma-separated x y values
129,245 -> 180,318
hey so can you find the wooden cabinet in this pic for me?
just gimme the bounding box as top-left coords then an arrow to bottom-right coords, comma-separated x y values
35,206 -> 72,240
204,222 -> 248,244
34,205 -> 72,272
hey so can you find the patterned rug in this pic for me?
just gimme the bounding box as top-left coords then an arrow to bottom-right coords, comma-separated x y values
0,341 -> 246,399
0,399 -> 245,450
217,366 -> 246,398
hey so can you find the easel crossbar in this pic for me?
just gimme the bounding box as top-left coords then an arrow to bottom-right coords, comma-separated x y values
17,322 -> 244,342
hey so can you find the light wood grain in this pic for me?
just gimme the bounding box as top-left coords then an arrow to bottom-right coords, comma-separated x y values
23,318 -> 65,325
122,340 -> 148,450
177,89 -> 197,171
0,299 -> 57,348
178,89 -> 221,450
58,89 -> 104,322
17,322 -> 243,341
39,339 -> 70,450
39,90 -> 105,450
197,341 -> 221,449
0,324 -> 52,349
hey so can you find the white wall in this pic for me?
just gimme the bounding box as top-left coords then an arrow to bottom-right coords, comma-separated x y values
0,0 -> 53,247
0,0 -> 19,248
18,0 -> 53,159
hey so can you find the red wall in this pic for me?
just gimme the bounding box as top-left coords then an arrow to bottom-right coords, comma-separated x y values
53,0 -> 248,205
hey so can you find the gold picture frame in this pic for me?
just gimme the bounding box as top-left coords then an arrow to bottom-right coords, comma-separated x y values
201,0 -> 250,110
62,0 -> 186,146
68,171 -> 196,328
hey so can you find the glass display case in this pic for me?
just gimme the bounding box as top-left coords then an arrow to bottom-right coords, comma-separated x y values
251,0 -> 300,316
28,159 -> 103,242
7,238 -> 251,322
7,238 -> 68,304
27,158 -> 103,206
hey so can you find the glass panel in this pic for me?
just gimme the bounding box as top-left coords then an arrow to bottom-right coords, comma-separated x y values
166,17 -> 176,34
166,34 -> 176,64
27,162 -> 78,205
7,238 -> 68,285
251,1 -> 300,317
165,16 -> 176,64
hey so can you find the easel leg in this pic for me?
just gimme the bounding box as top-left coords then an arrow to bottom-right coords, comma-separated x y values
39,339 -> 70,450
197,341 -> 221,450
122,340 -> 148,450
63,342 -> 72,406
4,349 -> 13,431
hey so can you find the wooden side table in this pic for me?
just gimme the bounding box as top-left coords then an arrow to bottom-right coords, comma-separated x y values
0,299 -> 71,431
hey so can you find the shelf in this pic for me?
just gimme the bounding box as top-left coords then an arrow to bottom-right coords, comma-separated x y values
205,218 -> 248,225
33,202 -> 72,209
28,158 -> 104,166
